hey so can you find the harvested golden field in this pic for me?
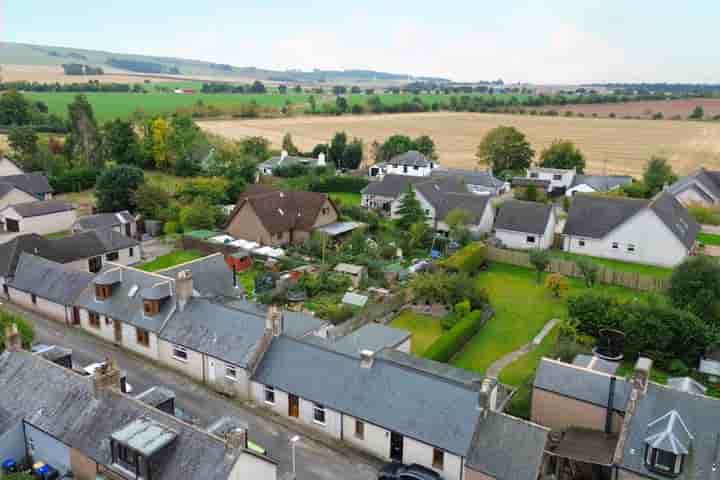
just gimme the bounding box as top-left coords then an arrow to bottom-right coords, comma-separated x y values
199,112 -> 720,177
541,98 -> 720,120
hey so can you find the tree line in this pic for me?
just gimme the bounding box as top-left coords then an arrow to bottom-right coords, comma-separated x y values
0,80 -> 144,93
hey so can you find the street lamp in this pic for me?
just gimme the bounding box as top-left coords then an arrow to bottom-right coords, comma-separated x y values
290,435 -> 300,479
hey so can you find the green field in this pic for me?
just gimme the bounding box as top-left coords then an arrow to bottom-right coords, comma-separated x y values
25,91 -> 313,122
698,232 -> 720,246
329,192 -> 361,206
138,250 -> 204,272
390,311 -> 444,355
549,250 -> 673,279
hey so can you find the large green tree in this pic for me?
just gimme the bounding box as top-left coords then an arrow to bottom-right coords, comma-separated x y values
396,184 -> 427,230
329,132 -> 348,167
539,139 -> 585,172
413,135 -> 438,160
8,125 -> 39,160
103,118 -> 140,165
643,156 -> 677,196
668,255 -> 720,326
67,94 -> 102,167
95,165 -> 145,212
476,126 -> 534,173
0,89 -> 32,125
341,138 -> 364,170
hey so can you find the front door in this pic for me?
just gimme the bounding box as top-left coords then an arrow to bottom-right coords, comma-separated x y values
288,394 -> 300,418
72,307 -> 81,326
5,218 -> 19,232
114,320 -> 122,342
390,432 -> 403,462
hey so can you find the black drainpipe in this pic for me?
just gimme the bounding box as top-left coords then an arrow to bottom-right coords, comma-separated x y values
233,263 -> 237,288
605,376 -> 616,434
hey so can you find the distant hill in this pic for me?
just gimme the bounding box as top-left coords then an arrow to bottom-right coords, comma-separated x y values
0,41 -> 450,84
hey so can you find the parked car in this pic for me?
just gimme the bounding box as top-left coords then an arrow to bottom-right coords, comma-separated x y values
378,462 -> 444,480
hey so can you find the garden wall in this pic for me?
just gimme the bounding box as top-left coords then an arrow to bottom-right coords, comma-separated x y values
178,235 -> 244,256
486,246 -> 669,292
328,292 -> 407,340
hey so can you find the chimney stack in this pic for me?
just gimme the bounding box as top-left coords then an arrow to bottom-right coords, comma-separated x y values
176,270 -> 193,312
4,323 -> 22,352
225,427 -> 248,451
266,305 -> 283,337
633,357 -> 652,394
93,358 -> 122,395
477,377 -> 498,416
360,350 -> 375,369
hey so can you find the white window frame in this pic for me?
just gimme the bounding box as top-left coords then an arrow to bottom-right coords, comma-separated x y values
627,243 -> 636,253
264,385 -> 276,405
612,242 -> 619,249
225,364 -> 238,381
172,345 -> 188,362
526,235 -> 536,244
354,419 -> 365,440
313,403 -> 326,425
578,239 -> 586,247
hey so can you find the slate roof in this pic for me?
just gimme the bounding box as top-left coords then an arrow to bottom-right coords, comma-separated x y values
74,210 -> 134,231
415,177 -> 492,221
466,412 -> 549,480
259,154 -> 324,171
388,150 -> 431,167
620,383 -> 720,480
0,172 -> 53,197
0,230 -> 137,276
495,200 -> 554,235
8,253 -> 93,305
668,167 -> 720,201
227,190 -> 335,235
649,192 -> 700,249
219,300 -> 325,339
252,335 -> 484,455
534,358 -> 630,412
361,174 -> 427,198
158,253 -> 242,300
331,323 -> 410,357
432,168 -> 505,189
667,377 -> 708,396
571,175 -> 634,192
563,195 -> 648,239
572,354 -> 620,375
644,410 -> 693,455
0,182 -> 20,199
0,351 -> 259,480
159,299 -> 267,368
511,178 -> 551,188
75,267 -> 175,333
5,199 -> 75,217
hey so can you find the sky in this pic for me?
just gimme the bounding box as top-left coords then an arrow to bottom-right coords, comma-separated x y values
3,0 -> 720,84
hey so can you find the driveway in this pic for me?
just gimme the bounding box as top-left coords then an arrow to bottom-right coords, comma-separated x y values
2,302 -> 380,480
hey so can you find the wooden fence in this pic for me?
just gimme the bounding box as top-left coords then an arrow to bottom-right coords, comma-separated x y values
486,246 -> 669,292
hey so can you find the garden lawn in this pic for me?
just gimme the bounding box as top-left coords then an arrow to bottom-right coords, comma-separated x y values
698,232 -> 720,246
329,192 -> 361,207
549,250 -> 673,279
390,311 -> 444,355
138,250 -> 204,272
451,263 -> 652,376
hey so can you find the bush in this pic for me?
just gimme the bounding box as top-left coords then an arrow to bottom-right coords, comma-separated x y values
163,221 -> 181,235
686,203 -> 720,225
48,167 -> 99,193
668,255 -> 720,326
0,309 -> 34,351
668,359 -> 689,376
545,273 -> 569,298
308,175 -> 368,193
441,242 -> 488,273
316,304 -> 356,324
424,310 -> 487,362
273,163 -> 310,178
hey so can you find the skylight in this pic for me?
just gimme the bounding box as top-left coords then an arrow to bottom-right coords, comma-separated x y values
128,285 -> 139,297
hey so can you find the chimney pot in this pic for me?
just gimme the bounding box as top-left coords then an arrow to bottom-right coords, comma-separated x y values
266,305 -> 283,337
633,357 -> 652,393
360,349 -> 375,368
93,358 -> 122,395
477,377 -> 497,415
4,323 -> 22,352
225,427 -> 247,451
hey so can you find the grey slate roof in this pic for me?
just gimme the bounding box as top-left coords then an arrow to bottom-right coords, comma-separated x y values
649,192 -> 700,250
75,267 -> 175,332
511,178 -> 551,188
158,253 -> 243,299
644,410 -> 693,455
572,354 -> 620,375
495,200 -> 553,235
0,351 -> 253,480
361,174 -> 427,198
74,210 -> 134,231
9,253 -> 93,305
135,386 -> 176,409
281,310 -> 326,338
620,383 -> 720,480
415,177 -> 492,222
466,412 -> 549,480
159,299 -> 267,368
571,175 -> 634,192
0,182 -> 19,199
6,199 -> 75,217
667,377 -> 708,395
388,150 -> 431,167
259,154 -> 323,171
432,168 -> 505,189
668,168 -> 720,201
0,172 -> 53,197
252,335 -> 484,455
0,230 -> 137,275
563,194 -> 648,239
331,323 -> 411,357
534,358 -> 629,412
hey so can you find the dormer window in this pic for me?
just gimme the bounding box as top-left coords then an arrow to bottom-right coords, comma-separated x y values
95,284 -> 112,300
644,410 -> 692,477
143,299 -> 160,316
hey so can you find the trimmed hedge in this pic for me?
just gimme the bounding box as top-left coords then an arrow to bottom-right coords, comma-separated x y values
423,310 -> 487,362
49,167 -> 99,193
441,242 -> 488,273
309,175 -> 368,193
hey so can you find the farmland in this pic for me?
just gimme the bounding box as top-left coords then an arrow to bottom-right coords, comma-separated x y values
541,98 -> 720,120
199,112 -> 720,176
